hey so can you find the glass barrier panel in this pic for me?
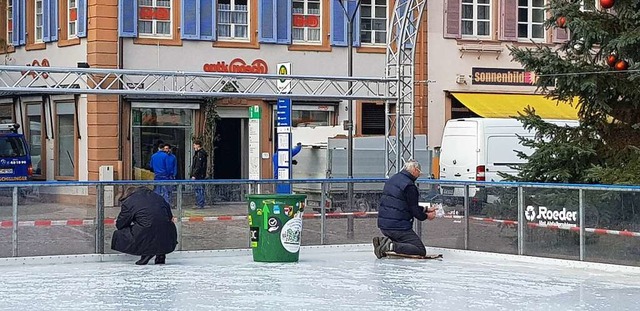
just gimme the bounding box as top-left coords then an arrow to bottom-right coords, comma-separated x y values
468,186 -> 519,255
421,182 -> 465,249
17,185 -> 96,256
522,187 -> 580,260
0,186 -> 15,257
583,189 -> 640,266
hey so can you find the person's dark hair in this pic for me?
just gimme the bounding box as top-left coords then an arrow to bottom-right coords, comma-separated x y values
118,186 -> 151,202
163,143 -> 171,149
194,140 -> 202,147
156,140 -> 165,149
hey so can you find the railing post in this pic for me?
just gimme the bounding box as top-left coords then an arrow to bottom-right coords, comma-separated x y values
96,184 -> 105,254
579,188 -> 585,261
176,184 -> 183,251
320,182 -> 327,245
347,181 -> 354,239
12,186 -> 18,257
518,186 -> 524,256
463,184 -> 469,250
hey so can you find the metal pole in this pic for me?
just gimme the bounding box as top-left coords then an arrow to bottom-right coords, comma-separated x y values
320,182 -> 327,245
517,186 -> 524,256
463,184 -> 469,250
176,184 -> 183,251
347,4 -> 354,212
96,184 -> 105,254
579,189 -> 585,261
12,186 -> 18,257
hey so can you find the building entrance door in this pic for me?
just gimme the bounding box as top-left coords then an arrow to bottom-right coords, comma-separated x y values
131,106 -> 193,180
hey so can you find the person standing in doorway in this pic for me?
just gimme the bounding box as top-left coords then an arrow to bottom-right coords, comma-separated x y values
150,140 -> 170,202
164,143 -> 178,205
190,140 -> 208,209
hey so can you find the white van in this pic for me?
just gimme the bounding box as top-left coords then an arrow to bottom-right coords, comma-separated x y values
438,118 -> 578,198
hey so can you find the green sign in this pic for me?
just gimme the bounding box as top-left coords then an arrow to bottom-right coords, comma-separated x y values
249,106 -> 261,119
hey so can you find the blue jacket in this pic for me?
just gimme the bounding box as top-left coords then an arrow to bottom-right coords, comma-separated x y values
377,170 -> 426,231
149,150 -> 170,179
166,153 -> 177,178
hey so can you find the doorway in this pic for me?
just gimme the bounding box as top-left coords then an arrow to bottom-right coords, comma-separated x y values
213,118 -> 248,179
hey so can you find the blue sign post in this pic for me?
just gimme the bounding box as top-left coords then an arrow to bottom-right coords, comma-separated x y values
275,98 -> 293,194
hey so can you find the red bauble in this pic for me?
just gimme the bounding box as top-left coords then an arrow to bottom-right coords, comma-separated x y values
615,60 -> 628,71
606,54 -> 618,67
556,16 -> 567,28
600,0 -> 615,9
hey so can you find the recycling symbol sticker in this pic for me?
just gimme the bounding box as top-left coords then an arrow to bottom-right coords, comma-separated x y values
525,205 -> 536,222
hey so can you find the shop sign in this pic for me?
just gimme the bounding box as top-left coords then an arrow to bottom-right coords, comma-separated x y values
525,205 -> 577,226
203,58 -> 268,74
21,58 -> 50,79
472,67 -> 538,86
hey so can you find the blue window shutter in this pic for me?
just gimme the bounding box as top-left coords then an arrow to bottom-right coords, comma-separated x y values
119,0 -> 138,37
77,0 -> 87,37
49,0 -> 58,41
347,0 -> 360,47
200,0 -> 215,40
331,0 -> 347,46
43,0 -> 50,42
259,0 -> 276,43
182,0 -> 199,39
19,0 -> 25,45
276,0 -> 290,44
11,0 -> 19,46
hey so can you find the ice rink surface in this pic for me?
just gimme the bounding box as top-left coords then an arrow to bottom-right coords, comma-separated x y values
0,245 -> 639,311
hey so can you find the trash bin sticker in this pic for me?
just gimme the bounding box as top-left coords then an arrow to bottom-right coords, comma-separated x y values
280,217 -> 303,253
250,227 -> 259,248
273,205 -> 281,215
250,201 -> 256,211
267,217 -> 281,233
248,215 -> 253,226
284,206 -> 292,217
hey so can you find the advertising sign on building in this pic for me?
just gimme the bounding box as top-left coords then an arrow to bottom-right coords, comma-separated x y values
471,67 -> 538,86
277,62 -> 292,93
248,106 -> 261,181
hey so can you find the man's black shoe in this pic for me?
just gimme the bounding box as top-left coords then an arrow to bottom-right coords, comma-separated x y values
135,255 -> 154,265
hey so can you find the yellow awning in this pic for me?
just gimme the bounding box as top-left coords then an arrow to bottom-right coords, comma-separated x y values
451,93 -> 579,120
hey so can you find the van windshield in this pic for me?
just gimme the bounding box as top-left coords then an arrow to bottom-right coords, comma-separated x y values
0,136 -> 27,157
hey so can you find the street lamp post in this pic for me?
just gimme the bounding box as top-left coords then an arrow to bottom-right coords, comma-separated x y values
338,0 -> 361,212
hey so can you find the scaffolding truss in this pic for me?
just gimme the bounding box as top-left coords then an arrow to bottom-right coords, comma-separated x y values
0,66 -> 391,101
385,0 -> 426,176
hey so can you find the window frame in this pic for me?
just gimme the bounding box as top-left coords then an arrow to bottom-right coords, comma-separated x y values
24,102 -> 46,180
6,0 -> 13,48
217,0 -> 250,42
461,0 -> 492,39
517,0 -> 545,42
26,0 -> 46,50
68,0 -> 77,38
133,0 -> 182,46
359,0 -> 388,47
0,103 -> 14,124
138,0 -> 173,38
53,100 -> 78,180
292,0 -> 322,45
35,0 -> 44,43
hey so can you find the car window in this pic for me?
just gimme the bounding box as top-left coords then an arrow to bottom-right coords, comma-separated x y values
0,137 -> 27,157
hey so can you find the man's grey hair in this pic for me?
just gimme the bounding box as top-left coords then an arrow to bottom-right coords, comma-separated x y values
403,160 -> 421,172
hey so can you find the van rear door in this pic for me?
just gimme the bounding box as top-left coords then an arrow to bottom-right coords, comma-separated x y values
439,121 -> 478,195
485,135 -> 534,181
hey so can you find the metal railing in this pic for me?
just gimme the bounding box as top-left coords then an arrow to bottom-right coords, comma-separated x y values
0,178 -> 638,266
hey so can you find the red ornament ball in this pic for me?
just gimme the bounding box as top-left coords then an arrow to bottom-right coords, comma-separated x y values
556,16 -> 567,28
606,54 -> 618,67
600,0 -> 615,9
615,60 -> 628,71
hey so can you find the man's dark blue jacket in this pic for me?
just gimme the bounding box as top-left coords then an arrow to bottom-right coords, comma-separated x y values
377,170 -> 426,231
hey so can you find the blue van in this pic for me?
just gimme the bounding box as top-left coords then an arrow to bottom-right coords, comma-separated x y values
0,123 -> 32,182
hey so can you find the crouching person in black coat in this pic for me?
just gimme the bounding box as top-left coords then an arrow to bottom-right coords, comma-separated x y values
111,186 -> 178,265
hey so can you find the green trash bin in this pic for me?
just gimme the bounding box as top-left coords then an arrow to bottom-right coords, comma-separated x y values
246,194 -> 307,262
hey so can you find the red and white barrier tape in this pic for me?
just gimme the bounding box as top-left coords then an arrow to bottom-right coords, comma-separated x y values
1,211 -> 638,238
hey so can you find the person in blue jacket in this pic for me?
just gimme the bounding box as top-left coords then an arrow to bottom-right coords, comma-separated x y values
149,141 -> 171,204
373,160 -> 437,258
273,142 -> 302,193
163,143 -> 178,204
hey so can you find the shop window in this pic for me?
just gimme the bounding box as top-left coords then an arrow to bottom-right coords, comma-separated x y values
292,0 -> 321,44
292,110 -> 332,127
217,0 -> 249,40
55,101 -> 76,179
361,102 -> 384,135
0,104 -> 13,123
360,0 -> 387,46
517,0 -> 545,41
461,0 -> 491,38
26,103 -> 45,179
138,0 -> 172,37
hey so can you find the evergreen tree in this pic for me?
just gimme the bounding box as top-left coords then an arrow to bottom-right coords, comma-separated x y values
508,0 -> 640,184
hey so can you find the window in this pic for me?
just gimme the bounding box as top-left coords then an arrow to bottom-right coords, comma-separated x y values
360,103 -> 384,135
461,0 -> 491,38
292,0 -> 321,44
6,0 -> 12,46
55,102 -> 75,179
68,0 -> 77,38
218,0 -> 249,40
517,0 -> 545,41
292,105 -> 334,127
35,0 -> 43,42
0,104 -> 13,124
26,103 -> 44,178
138,0 -> 172,37
360,0 -> 387,45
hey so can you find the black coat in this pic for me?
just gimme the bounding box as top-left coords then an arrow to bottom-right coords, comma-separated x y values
190,148 -> 208,179
377,170 -> 427,231
111,187 -> 178,256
